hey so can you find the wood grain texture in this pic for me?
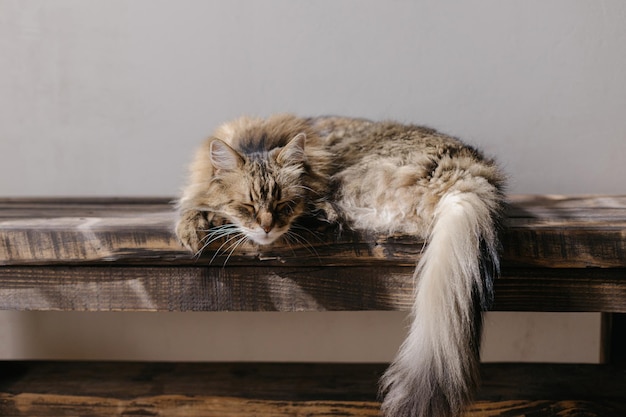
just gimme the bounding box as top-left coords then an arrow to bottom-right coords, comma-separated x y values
1,362 -> 625,417
0,394 -> 381,417
2,195 -> 626,267
2,395 -> 623,417
1,196 -> 625,312
0,266 -> 624,312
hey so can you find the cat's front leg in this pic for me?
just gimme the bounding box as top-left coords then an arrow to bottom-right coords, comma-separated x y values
176,209 -> 210,252
176,210 -> 227,253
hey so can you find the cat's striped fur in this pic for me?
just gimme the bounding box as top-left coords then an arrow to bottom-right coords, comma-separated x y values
176,114 -> 505,417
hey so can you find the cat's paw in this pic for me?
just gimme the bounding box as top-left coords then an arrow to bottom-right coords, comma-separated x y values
175,210 -> 211,253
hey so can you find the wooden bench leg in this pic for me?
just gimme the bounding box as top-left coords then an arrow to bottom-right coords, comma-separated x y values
608,313 -> 626,365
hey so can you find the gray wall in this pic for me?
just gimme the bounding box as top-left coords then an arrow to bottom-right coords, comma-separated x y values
1,0 -> 623,362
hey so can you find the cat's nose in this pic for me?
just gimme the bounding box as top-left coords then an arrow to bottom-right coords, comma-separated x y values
258,211 -> 274,233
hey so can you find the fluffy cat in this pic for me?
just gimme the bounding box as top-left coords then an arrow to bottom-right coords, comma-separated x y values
176,114 -> 505,417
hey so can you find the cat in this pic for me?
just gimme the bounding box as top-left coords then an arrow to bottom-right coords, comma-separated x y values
175,114 -> 505,417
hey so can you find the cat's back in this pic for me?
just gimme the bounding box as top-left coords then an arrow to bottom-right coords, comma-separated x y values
215,114 -> 316,154
209,114 -> 495,179
309,116 -> 476,167
308,116 -> 502,232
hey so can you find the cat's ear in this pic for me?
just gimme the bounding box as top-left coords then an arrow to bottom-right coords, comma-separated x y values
277,133 -> 306,166
209,139 -> 244,172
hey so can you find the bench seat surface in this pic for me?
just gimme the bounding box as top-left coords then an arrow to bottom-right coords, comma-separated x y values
0,195 -> 625,312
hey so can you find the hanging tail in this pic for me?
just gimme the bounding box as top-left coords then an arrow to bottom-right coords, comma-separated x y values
381,186 -> 503,417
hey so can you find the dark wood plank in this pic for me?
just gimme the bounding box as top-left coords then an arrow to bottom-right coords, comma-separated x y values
1,196 -> 626,312
1,362 -> 625,417
0,394 -> 380,417
0,266 -> 624,312
0,362 -> 382,402
1,195 -> 626,268
2,395 -> 623,417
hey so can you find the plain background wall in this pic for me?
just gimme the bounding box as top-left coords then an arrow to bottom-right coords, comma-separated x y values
1,0 -> 624,363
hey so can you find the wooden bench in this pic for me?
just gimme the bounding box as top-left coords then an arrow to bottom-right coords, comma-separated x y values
1,195 -> 625,416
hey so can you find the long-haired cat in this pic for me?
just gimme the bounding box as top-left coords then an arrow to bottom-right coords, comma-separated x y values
176,114 -> 505,417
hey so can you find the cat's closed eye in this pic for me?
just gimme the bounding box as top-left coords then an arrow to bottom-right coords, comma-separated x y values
238,204 -> 256,216
275,201 -> 294,215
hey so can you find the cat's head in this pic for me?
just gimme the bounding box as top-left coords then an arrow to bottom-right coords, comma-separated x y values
204,133 -> 309,245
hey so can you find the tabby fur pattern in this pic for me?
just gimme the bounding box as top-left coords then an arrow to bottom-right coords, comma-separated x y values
176,114 -> 505,417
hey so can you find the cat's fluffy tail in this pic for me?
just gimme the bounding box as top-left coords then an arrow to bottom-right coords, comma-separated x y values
380,188 -> 502,417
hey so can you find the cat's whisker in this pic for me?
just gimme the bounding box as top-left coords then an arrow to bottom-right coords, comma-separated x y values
201,226 -> 240,235
285,230 -> 320,260
210,232 -> 245,264
222,235 -> 249,267
202,227 -> 239,245
280,234 -> 298,257
193,226 -> 241,258
193,235 -> 217,259
194,237 -> 220,259
291,224 -> 326,243
200,224 -> 239,241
